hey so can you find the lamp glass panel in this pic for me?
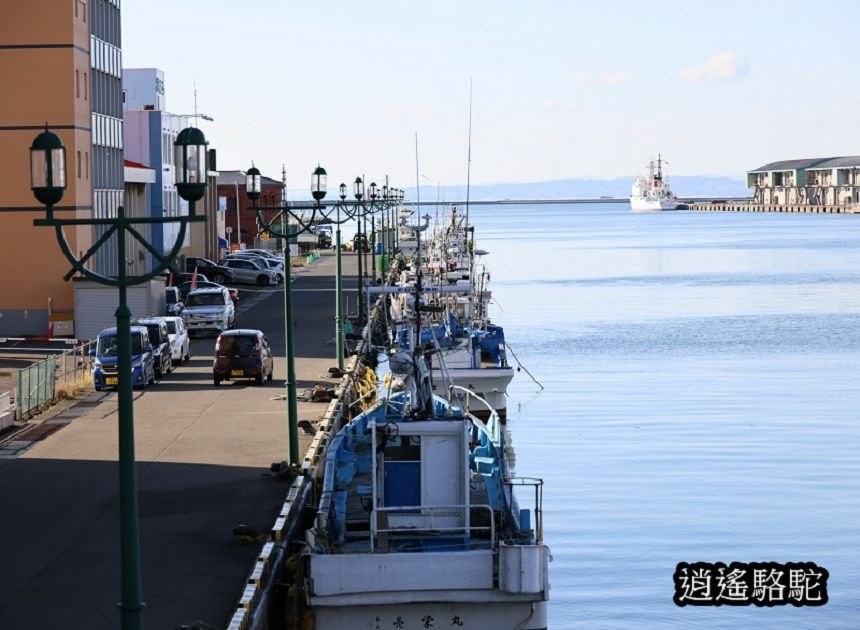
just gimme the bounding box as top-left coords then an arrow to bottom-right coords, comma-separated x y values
30,150 -> 48,189
174,144 -> 187,183
51,148 -> 66,188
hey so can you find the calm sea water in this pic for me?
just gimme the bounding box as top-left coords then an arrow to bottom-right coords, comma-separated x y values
464,203 -> 860,629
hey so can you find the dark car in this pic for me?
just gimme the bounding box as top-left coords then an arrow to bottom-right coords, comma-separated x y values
184,256 -> 236,285
213,329 -> 274,386
352,234 -> 369,252
132,317 -> 173,379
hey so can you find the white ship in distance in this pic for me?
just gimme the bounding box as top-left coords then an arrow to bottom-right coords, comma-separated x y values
630,154 -> 679,211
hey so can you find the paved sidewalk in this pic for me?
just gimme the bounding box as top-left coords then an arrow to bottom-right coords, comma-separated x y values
0,251 -> 359,629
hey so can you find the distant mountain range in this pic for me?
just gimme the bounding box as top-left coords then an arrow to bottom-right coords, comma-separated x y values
404,176 -> 750,202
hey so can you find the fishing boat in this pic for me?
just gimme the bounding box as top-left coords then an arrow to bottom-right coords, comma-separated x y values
630,154 -> 679,212
391,208 -> 515,420
303,353 -> 550,630
299,206 -> 549,629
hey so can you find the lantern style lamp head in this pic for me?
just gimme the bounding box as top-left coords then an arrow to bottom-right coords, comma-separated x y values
174,126 -> 209,205
30,126 -> 67,206
311,165 -> 327,202
369,182 -> 378,200
354,176 -> 364,201
339,182 -> 347,201
382,184 -> 389,200
245,165 -> 262,201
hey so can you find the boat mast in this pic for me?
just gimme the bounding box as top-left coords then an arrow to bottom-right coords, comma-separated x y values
655,154 -> 663,182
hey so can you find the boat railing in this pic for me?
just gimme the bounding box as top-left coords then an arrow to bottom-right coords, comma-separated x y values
450,385 -> 499,430
370,503 -> 495,553
504,477 -> 544,544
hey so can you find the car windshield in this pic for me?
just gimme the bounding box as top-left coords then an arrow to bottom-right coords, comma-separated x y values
186,293 -> 225,306
96,335 -> 119,357
219,335 -> 258,354
166,321 -> 177,334
97,334 -> 144,356
144,325 -> 162,344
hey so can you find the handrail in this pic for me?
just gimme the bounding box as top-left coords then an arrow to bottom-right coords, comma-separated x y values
504,476 -> 544,544
370,503 -> 495,553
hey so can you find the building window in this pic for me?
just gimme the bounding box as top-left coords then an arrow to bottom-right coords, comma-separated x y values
77,150 -> 82,178
85,151 -> 89,179
83,72 -> 88,100
76,70 -> 80,98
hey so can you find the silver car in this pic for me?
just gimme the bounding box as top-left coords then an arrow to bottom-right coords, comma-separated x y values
182,287 -> 237,335
218,258 -> 279,286
227,254 -> 285,282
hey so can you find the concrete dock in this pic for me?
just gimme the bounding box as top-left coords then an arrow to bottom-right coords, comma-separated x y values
0,251 -> 358,628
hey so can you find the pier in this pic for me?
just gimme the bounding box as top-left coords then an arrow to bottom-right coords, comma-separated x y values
0,253 -> 358,628
686,202 -> 858,214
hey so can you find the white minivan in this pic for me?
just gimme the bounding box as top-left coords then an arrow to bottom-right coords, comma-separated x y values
163,316 -> 191,364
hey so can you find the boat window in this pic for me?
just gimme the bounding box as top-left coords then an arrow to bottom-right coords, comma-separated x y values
383,435 -> 421,461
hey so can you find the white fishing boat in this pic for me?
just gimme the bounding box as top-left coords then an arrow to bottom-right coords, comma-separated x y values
304,326 -> 549,630
630,154 -> 679,212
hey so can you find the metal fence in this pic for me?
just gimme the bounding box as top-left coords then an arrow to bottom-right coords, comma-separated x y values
17,357 -> 55,418
13,340 -> 95,419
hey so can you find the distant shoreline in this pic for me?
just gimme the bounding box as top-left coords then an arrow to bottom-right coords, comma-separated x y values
403,197 -> 752,206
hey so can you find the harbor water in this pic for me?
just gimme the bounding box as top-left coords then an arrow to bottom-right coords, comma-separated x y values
461,203 -> 860,629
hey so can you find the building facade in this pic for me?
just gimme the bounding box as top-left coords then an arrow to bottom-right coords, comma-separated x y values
747,157 -> 860,206
216,171 -> 285,249
123,68 -> 221,265
0,0 -> 102,336
90,0 -> 124,277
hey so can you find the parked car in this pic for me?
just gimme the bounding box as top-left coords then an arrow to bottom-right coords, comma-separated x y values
212,329 -> 274,386
177,280 -> 238,303
162,316 -> 190,364
132,317 -> 173,379
218,258 -> 279,286
165,287 -> 184,316
226,253 -> 285,282
184,256 -> 236,284
92,326 -> 156,391
242,248 -> 286,262
182,287 -> 236,335
352,234 -> 370,252
175,273 -> 210,299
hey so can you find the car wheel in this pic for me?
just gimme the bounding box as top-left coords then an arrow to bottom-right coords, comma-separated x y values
213,273 -> 225,284
214,376 -> 221,386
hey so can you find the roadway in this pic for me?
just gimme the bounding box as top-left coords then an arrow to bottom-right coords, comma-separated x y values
0,251 -> 359,629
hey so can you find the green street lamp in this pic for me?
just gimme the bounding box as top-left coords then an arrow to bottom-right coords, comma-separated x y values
246,163 -> 327,465
29,126 -> 208,630
354,176 -> 366,324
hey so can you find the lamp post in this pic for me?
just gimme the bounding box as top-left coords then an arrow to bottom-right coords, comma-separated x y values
246,163 -> 327,465
368,181 -> 377,285
28,125 -> 208,630
354,176 -> 366,325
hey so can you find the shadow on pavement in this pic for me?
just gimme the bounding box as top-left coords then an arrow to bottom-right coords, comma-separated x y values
0,457 -> 290,629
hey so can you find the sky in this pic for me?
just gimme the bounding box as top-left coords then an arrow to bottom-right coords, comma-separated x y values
122,0 -> 860,192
